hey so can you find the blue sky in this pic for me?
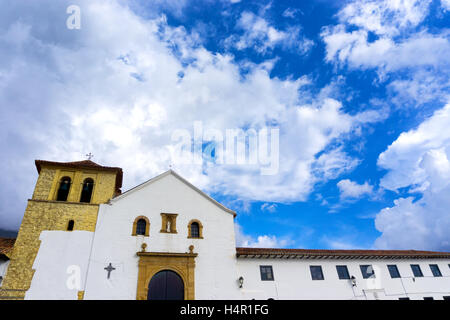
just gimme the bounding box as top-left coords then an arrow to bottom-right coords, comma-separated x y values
0,0 -> 449,251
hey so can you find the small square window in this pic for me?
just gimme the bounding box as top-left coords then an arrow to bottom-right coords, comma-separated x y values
260,266 -> 274,281
423,297 -> 434,300
429,264 -> 442,277
336,265 -> 350,280
411,264 -> 423,277
310,266 -> 324,280
387,265 -> 401,278
360,265 -> 375,279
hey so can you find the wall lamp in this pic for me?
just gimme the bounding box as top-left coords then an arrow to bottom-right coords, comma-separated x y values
350,276 -> 357,287
238,276 -> 244,288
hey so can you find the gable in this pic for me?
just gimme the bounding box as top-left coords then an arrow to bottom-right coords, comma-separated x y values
110,170 -> 236,217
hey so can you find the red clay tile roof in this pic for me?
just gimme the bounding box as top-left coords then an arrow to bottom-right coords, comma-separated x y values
236,247 -> 450,259
0,237 -> 15,258
35,159 -> 123,191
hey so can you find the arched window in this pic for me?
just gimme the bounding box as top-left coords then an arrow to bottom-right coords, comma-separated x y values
136,219 -> 146,235
67,220 -> 74,231
187,220 -> 203,239
57,177 -> 71,201
132,216 -> 150,236
190,222 -> 199,238
80,178 -> 94,203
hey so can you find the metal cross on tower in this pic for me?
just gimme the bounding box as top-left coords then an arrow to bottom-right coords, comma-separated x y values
104,263 -> 116,279
85,153 -> 94,160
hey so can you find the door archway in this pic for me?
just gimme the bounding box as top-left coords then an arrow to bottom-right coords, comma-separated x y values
147,270 -> 184,300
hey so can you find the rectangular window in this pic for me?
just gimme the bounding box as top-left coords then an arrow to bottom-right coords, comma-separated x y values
429,264 -> 442,277
398,297 -> 410,300
260,266 -> 274,281
410,264 -> 423,277
336,265 -> 350,279
443,296 -> 450,301
387,265 -> 401,278
423,297 -> 434,300
360,265 -> 375,279
310,266 -> 324,280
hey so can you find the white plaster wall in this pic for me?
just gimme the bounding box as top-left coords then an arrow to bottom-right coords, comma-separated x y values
236,258 -> 450,300
23,172 -> 450,300
0,259 -> 10,287
25,231 -> 94,300
84,173 -> 240,300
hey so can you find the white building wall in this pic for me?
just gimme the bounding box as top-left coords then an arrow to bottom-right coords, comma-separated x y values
25,231 -> 94,300
84,173 -> 240,300
19,171 -> 450,300
236,258 -> 450,300
0,259 -> 10,287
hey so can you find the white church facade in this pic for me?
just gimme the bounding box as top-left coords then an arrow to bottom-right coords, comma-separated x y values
1,160 -> 450,300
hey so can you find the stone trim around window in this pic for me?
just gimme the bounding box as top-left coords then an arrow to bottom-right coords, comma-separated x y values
187,219 -> 203,239
132,216 -> 150,236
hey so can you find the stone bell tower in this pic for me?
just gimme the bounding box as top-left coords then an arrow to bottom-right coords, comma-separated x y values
0,159 -> 122,299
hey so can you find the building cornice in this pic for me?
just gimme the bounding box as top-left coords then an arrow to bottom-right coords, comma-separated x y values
236,247 -> 450,260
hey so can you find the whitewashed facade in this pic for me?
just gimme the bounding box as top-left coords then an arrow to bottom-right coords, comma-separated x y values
0,259 -> 9,287
20,170 -> 450,300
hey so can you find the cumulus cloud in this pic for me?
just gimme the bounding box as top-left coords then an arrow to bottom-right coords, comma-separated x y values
225,11 -> 313,55
321,0 -> 450,248
387,70 -> 450,107
378,103 -> 450,191
337,0 -> 431,37
441,0 -> 450,11
321,0 -> 450,110
375,103 -> 450,251
337,179 -> 373,199
235,223 -> 291,248
322,27 -> 450,72
0,0 -> 385,230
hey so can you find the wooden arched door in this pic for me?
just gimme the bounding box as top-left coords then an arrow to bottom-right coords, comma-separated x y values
147,270 -> 184,300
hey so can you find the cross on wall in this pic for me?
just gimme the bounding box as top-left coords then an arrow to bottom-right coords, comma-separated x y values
104,263 -> 116,279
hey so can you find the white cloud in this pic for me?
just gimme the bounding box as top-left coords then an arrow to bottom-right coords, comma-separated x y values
375,194 -> 450,251
337,179 -> 373,199
338,0 -> 431,37
235,223 -> 291,248
312,147 -> 361,181
322,27 -> 450,72
225,11 -> 313,55
321,236 -> 362,250
321,0 -> 450,110
282,8 -> 301,18
441,0 -> 450,11
0,0 -> 382,229
378,103 -> 450,191
388,70 -> 450,107
375,103 -> 450,251
261,203 -> 277,213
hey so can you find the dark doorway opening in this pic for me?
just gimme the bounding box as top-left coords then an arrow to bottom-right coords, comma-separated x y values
147,270 -> 184,300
